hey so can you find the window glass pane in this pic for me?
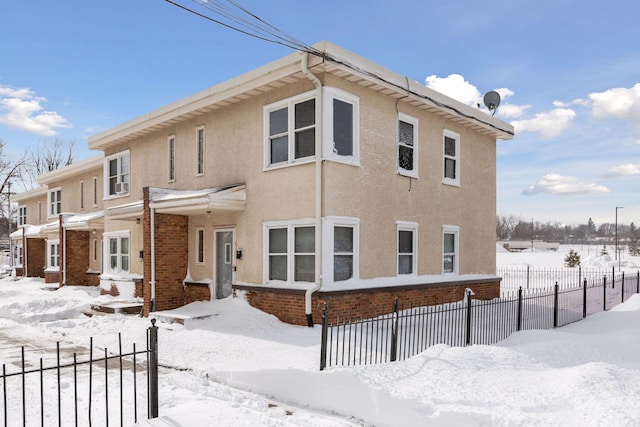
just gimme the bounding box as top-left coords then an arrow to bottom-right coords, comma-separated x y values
444,158 -> 456,179
444,233 -> 455,253
269,255 -> 287,281
399,145 -> 413,171
399,230 -> 413,253
333,99 -> 353,156
334,226 -> 353,253
295,129 -> 315,158
444,136 -> 456,156
109,158 -> 118,177
110,255 -> 118,269
294,255 -> 314,282
294,99 -> 315,129
269,228 -> 287,254
109,238 -> 118,255
121,255 -> 129,272
334,255 -> 353,281
121,237 -> 129,255
270,136 -> 288,164
399,121 -> 413,146
197,230 -> 204,262
269,108 -> 288,136
443,255 -> 454,273
121,155 -> 130,174
294,227 -> 315,253
399,254 -> 413,274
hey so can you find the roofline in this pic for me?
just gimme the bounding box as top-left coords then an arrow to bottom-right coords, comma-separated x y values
89,41 -> 513,150
38,153 -> 104,185
11,186 -> 48,203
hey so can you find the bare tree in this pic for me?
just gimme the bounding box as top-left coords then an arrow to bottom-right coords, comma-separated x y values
22,138 -> 74,189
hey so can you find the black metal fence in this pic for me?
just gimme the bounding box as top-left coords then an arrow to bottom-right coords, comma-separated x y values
498,266 -> 619,290
320,271 -> 640,370
1,320 -> 159,426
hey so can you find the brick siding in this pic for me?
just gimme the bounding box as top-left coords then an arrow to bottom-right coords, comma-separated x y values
185,283 -> 212,304
26,238 -> 45,278
63,230 -> 92,286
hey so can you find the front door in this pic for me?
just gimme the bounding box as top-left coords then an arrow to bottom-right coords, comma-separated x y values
215,230 -> 234,299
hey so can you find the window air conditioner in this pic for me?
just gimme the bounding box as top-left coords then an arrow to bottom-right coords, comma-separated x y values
115,182 -> 129,195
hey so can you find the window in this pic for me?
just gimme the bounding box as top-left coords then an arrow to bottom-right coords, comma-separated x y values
93,239 -> 98,263
323,87 -> 360,164
443,226 -> 460,274
196,227 -> 205,264
14,245 -> 23,266
18,206 -> 26,226
196,127 -> 205,175
265,222 -> 315,283
398,114 -> 418,176
92,176 -> 98,206
443,130 -> 460,186
48,240 -> 60,269
264,91 -> 316,167
168,135 -> 176,182
397,222 -> 418,275
48,188 -> 62,217
105,151 -> 130,197
105,232 -> 130,275
80,180 -> 84,210
38,202 -> 42,223
324,217 -> 359,283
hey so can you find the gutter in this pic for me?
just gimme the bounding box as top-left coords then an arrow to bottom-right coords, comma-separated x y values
301,51 -> 323,327
150,207 -> 156,312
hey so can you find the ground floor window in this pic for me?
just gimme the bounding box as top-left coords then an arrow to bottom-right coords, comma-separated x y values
324,217 -> 359,283
443,225 -> 460,274
397,222 -> 418,275
104,232 -> 130,275
265,222 -> 315,283
13,245 -> 23,266
48,240 -> 60,269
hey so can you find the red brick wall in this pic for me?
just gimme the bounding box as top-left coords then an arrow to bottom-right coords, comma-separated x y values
142,187 -> 189,316
44,270 -> 60,284
237,280 -> 501,326
26,238 -> 45,278
64,230 -> 91,286
185,283 -> 211,304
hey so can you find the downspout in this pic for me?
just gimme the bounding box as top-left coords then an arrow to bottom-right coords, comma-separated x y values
301,51 -> 323,327
150,207 -> 156,312
22,228 -> 27,278
61,214 -> 67,286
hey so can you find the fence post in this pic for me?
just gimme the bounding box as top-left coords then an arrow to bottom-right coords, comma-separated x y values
465,291 -> 473,345
320,304 -> 328,371
526,265 -> 530,289
621,272 -> 625,303
612,267 -> 615,288
637,271 -> 639,295
516,287 -> 523,331
553,282 -> 559,328
582,278 -> 587,318
390,298 -> 399,362
148,319 -> 159,419
603,275 -> 607,311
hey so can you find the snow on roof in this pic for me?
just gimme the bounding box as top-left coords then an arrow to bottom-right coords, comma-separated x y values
63,211 -> 104,225
149,184 -> 244,203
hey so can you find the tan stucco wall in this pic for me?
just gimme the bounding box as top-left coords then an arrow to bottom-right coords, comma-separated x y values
19,194 -> 47,226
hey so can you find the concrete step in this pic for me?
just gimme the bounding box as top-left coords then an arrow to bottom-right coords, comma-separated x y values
90,302 -> 143,315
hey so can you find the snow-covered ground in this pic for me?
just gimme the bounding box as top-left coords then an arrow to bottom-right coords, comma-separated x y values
0,245 -> 639,426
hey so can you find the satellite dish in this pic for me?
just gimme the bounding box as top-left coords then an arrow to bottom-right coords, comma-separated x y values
483,91 -> 501,116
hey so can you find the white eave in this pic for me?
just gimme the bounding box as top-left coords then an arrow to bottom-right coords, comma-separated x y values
105,200 -> 144,221
38,154 -> 104,186
88,42 -> 513,151
11,186 -> 47,203
63,212 -> 105,230
149,184 -> 246,215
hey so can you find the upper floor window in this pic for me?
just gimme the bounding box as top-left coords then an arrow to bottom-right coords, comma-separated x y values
398,114 -> 418,177
196,127 -> 205,176
264,91 -> 315,168
92,176 -> 98,206
265,222 -> 315,283
80,180 -> 85,210
48,188 -> 62,218
168,135 -> 176,182
105,151 -> 130,197
443,225 -> 460,274
443,130 -> 460,186
323,87 -> 360,165
397,222 -> 418,275
105,231 -> 129,275
18,205 -> 26,226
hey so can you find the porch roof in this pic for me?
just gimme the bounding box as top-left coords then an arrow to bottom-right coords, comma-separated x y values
149,184 -> 246,216
63,212 -> 105,230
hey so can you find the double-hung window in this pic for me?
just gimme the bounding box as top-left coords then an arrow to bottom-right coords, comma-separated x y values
48,240 -> 60,269
397,222 -> 418,275
196,227 -> 205,264
196,127 -> 205,175
93,177 -> 98,206
325,217 -> 359,283
105,232 -> 130,275
48,188 -> 62,218
80,180 -> 84,210
398,114 -> 418,176
265,222 -> 315,283
323,87 -> 360,164
265,92 -> 316,168
18,206 -> 26,226
443,130 -> 460,186
168,135 -> 176,182
443,225 -> 459,274
105,151 -> 130,197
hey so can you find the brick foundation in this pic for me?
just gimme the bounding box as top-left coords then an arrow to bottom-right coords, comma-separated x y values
44,270 -> 60,284
185,282 -> 212,304
235,278 -> 501,326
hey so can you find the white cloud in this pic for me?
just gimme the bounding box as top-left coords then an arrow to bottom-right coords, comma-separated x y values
425,74 -> 483,107
600,163 -> 640,178
511,108 -> 576,138
0,84 -> 70,136
522,173 -> 610,196
589,83 -> 640,120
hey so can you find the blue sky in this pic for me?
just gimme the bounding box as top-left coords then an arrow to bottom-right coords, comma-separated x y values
1,0 -> 638,226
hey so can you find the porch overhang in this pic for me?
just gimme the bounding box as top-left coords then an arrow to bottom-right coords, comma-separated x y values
148,184 -> 246,216
63,212 -> 105,231
104,200 -> 144,221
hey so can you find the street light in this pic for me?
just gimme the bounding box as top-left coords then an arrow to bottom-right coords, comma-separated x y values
615,206 -> 624,264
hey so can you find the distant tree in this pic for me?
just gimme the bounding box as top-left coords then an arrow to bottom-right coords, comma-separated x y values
22,138 -> 74,189
564,249 -> 581,267
0,140 -> 29,223
586,218 -> 596,240
629,222 -> 639,256
597,223 -> 614,239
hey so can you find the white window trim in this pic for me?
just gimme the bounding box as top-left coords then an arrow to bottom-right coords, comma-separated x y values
104,230 -> 131,276
442,129 -> 460,187
196,127 -> 205,176
323,87 -> 360,166
38,201 -> 42,223
442,225 -> 460,274
263,90 -> 316,170
47,187 -> 62,219
47,239 -> 60,270
323,216 -> 360,284
168,134 -> 176,183
92,176 -> 98,207
18,205 -> 26,227
397,113 -> 419,178
79,180 -> 85,210
263,219 -> 316,284
196,227 -> 205,265
104,150 -> 130,199
397,221 -> 418,276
